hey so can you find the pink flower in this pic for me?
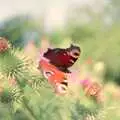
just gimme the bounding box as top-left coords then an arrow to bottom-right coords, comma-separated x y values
80,79 -> 92,88
9,78 -> 17,86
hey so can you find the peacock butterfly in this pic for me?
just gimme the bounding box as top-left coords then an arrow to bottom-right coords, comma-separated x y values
38,44 -> 81,95
43,44 -> 81,73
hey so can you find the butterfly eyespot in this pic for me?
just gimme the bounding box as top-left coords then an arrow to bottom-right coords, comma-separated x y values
43,71 -> 54,79
56,84 -> 67,94
70,50 -> 80,58
59,84 -> 67,91
74,52 -> 79,56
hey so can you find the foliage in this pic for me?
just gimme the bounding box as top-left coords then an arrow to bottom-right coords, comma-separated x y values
0,1 -> 120,119
0,15 -> 41,48
48,30 -> 66,46
0,38 -> 105,120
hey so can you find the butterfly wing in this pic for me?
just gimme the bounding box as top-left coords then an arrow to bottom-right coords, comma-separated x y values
43,48 -> 63,58
43,48 -> 70,66
38,58 -> 68,94
43,45 -> 81,73
39,58 -> 67,84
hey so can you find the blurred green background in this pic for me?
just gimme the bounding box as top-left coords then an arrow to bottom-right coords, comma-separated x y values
0,0 -> 120,120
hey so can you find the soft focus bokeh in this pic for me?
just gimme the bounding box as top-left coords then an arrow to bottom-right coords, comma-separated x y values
0,0 -> 120,120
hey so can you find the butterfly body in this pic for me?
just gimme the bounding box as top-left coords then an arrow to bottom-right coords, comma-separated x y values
43,44 -> 81,73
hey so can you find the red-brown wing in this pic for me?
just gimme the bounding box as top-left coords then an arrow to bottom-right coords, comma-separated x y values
38,59 -> 67,85
43,48 -> 73,67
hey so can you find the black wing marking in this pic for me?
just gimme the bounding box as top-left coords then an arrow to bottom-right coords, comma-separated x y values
52,48 -> 65,54
43,48 -> 65,57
